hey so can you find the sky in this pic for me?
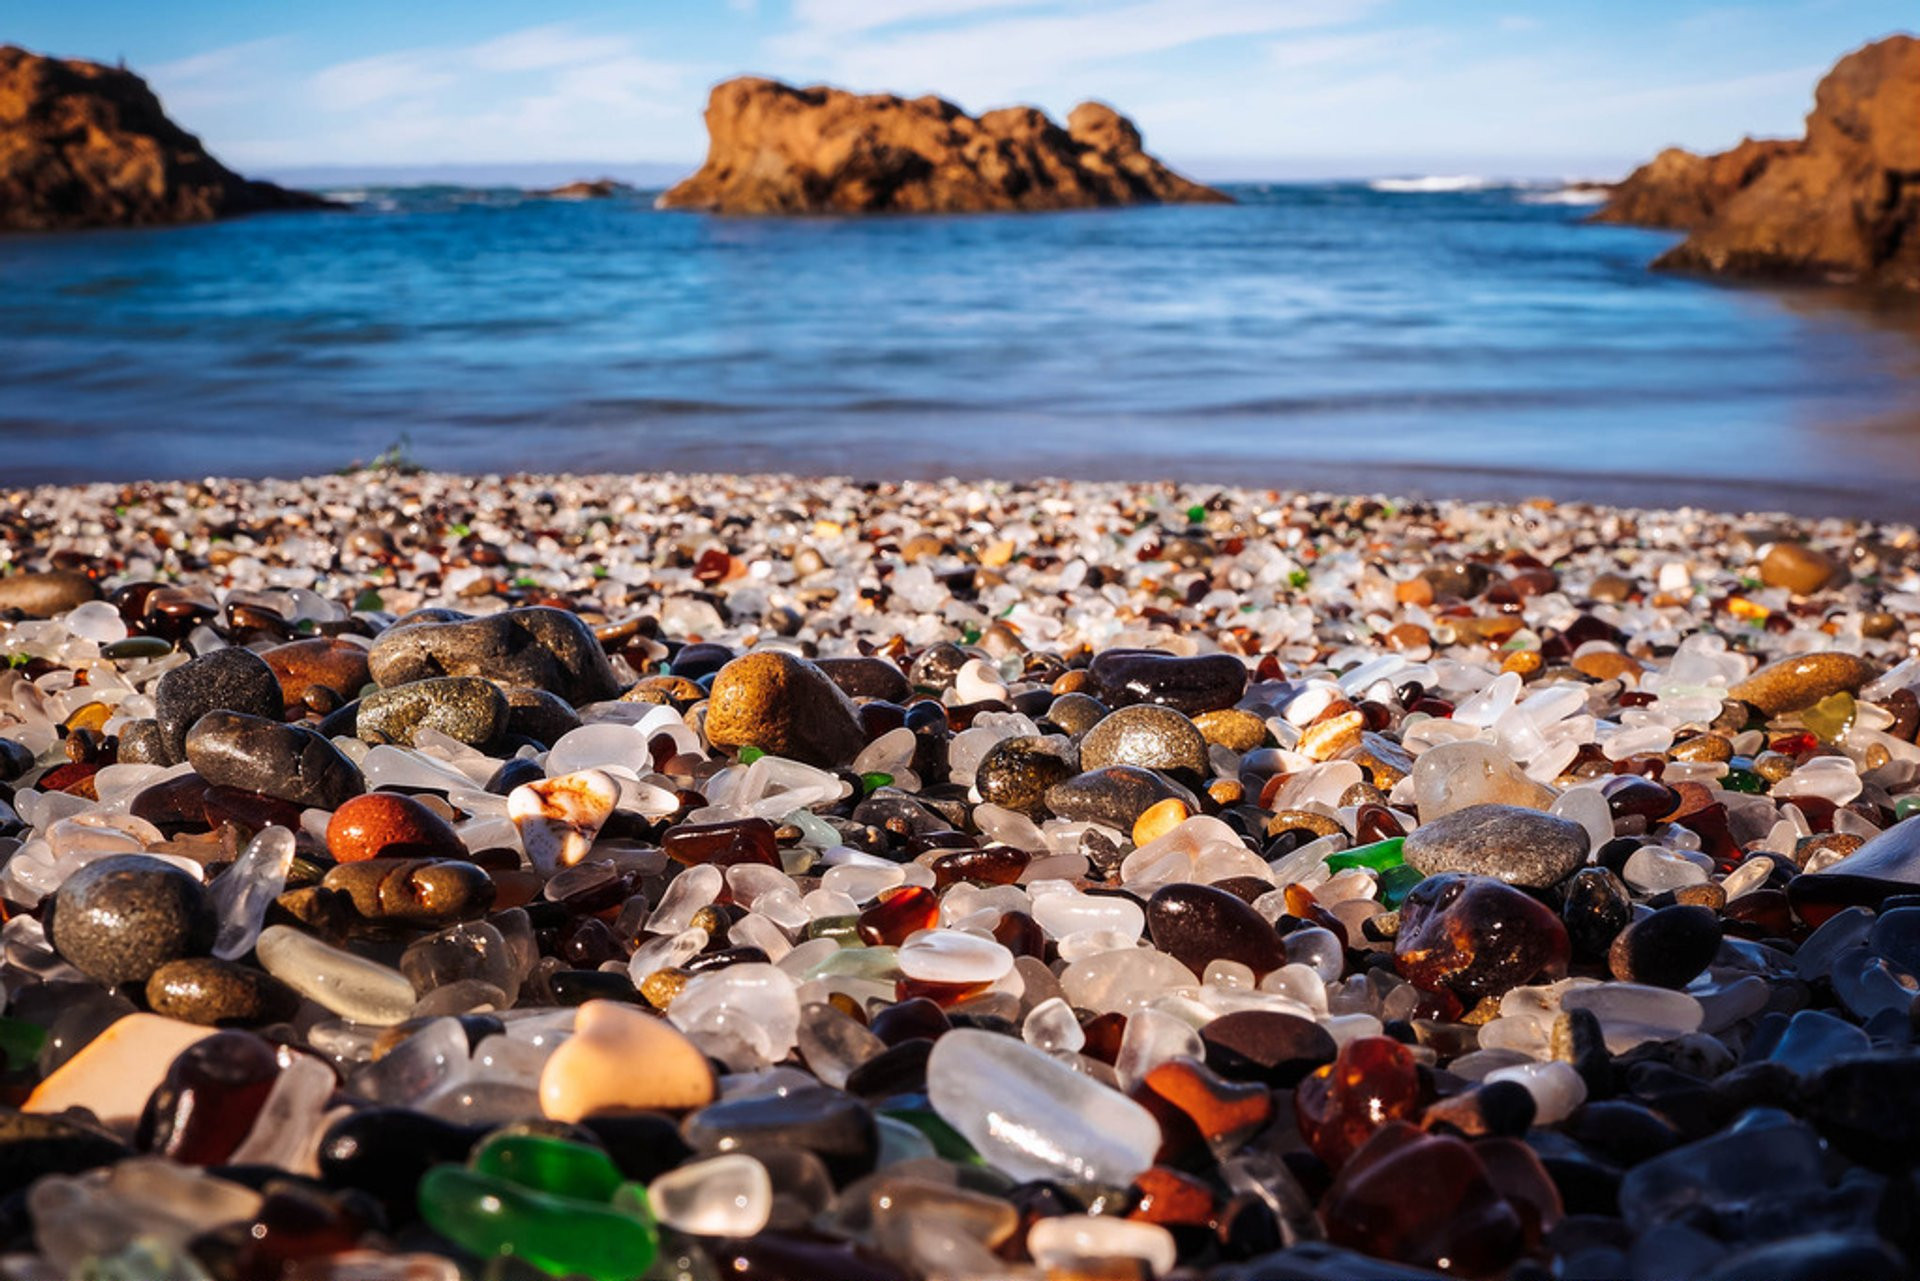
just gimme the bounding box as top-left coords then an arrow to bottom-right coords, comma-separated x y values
9,0 -> 1914,181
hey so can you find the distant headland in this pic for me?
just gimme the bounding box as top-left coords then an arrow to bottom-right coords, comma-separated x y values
1595,34 -> 1918,291
0,45 -> 329,231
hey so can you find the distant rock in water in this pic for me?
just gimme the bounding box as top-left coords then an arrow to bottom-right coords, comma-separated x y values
1590,138 -> 1798,230
1597,35 -> 1919,290
0,44 -> 329,232
657,77 -> 1230,215
533,178 -> 632,200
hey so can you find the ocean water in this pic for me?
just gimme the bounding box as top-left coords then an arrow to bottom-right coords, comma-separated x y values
4,181 -> 1918,516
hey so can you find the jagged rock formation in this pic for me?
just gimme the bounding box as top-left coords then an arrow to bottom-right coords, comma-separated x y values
658,77 -> 1229,215
1591,138 -> 1799,230
0,44 -> 328,232
1596,35 -> 1919,289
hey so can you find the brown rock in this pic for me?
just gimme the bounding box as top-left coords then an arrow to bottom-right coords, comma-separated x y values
1571,650 -> 1643,684
705,650 -> 867,767
0,45 -> 330,231
1758,541 -> 1844,595
1590,137 -> 1798,229
658,77 -> 1229,216
1623,36 -> 1920,289
1193,708 -> 1269,753
532,178 -> 630,199
326,792 -> 467,864
1729,651 -> 1879,715
0,569 -> 98,617
261,637 -> 370,712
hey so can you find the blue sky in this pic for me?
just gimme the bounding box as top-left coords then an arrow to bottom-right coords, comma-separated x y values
10,1 -> 1913,179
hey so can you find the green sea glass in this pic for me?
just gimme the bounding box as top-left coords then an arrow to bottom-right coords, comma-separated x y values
1326,836 -> 1405,874
418,1166 -> 658,1281
469,1133 -> 624,1203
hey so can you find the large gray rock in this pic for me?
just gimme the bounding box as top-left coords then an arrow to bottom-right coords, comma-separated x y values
1403,803 -> 1590,889
368,607 -> 619,706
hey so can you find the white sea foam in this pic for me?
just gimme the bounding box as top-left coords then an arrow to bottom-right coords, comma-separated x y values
1368,175 -> 1498,193
1520,187 -> 1610,206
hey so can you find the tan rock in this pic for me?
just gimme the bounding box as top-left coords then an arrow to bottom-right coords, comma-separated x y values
1759,541 -> 1843,595
1590,137 -> 1797,230
705,650 -> 867,767
1729,651 -> 1879,715
658,78 -> 1229,216
1617,36 -> 1920,290
25,1013 -> 212,1136
0,44 -> 328,231
539,999 -> 716,1121
1572,650 -> 1644,684
0,569 -> 99,617
1193,708 -> 1269,753
532,178 -> 630,199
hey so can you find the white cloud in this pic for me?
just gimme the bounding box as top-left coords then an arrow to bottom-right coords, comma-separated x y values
311,52 -> 455,111
289,23 -> 709,163
790,0 -> 1047,36
467,24 -> 633,73
767,0 -> 1382,116
144,36 -> 292,116
1267,31 -> 1421,72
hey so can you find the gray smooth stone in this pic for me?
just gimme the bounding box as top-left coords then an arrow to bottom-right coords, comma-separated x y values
1404,802 -> 1590,888
367,607 -> 619,706
356,676 -> 508,748
153,646 -> 284,763
184,709 -> 364,809
48,854 -> 217,986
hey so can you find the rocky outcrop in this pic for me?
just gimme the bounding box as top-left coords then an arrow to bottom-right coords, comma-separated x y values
1591,138 -> 1799,230
1599,36 -> 1920,289
533,178 -> 631,200
0,44 -> 329,232
658,77 -> 1229,215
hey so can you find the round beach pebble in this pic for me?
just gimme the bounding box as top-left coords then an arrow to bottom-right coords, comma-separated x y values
153,645 -> 285,762
260,636 -> 371,711
975,737 -> 1074,815
704,650 -> 867,767
1193,707 -> 1269,752
1079,704 -> 1210,778
367,606 -> 620,706
48,854 -> 217,987
1045,765 -> 1196,830
1728,652 -> 1878,716
1608,904 -> 1724,988
1759,541 -> 1843,595
145,957 -> 302,1026
326,792 -> 467,863
1088,649 -> 1248,716
540,999 -> 718,1121
1147,882 -> 1287,976
356,676 -> 509,749
184,709 -> 365,810
1402,803 -> 1591,889
0,570 -> 99,619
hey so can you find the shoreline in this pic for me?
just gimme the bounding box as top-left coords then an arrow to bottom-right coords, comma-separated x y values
6,461 -> 1919,529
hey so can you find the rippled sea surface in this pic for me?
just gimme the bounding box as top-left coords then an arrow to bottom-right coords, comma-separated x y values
4,182 -> 1918,515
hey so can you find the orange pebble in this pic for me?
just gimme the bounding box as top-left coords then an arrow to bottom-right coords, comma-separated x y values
1132,797 -> 1191,846
325,792 -> 466,864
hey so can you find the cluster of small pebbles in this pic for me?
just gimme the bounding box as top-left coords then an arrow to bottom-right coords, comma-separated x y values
0,470 -> 1918,1281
